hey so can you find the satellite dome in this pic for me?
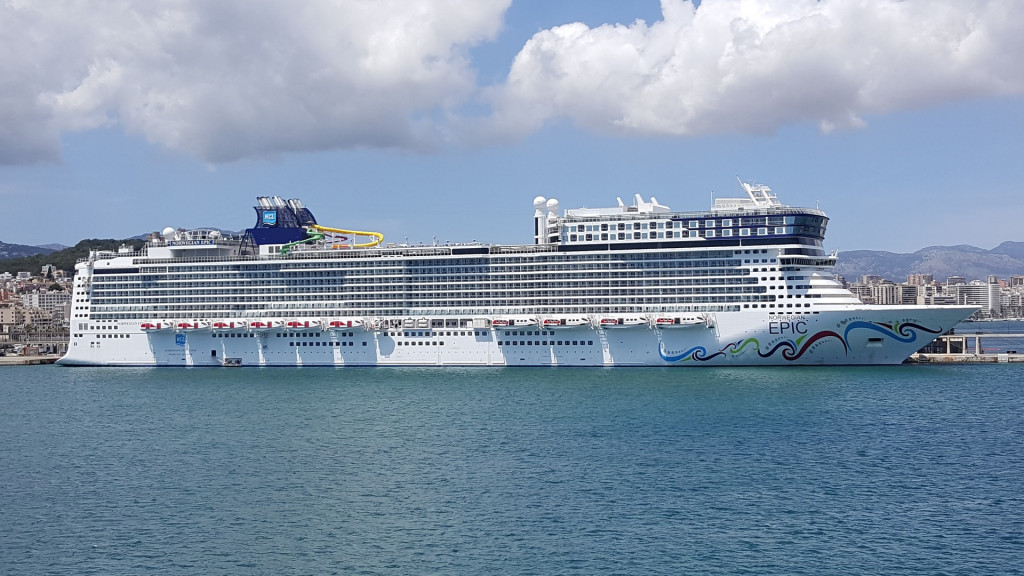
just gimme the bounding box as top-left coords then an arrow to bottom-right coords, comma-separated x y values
546,198 -> 559,213
533,196 -> 547,210
162,226 -> 176,239
209,230 -> 221,239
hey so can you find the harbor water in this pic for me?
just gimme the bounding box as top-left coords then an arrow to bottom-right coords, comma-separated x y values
2,365 -> 1022,575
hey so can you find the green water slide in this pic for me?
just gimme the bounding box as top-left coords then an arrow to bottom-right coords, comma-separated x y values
279,227 -> 325,255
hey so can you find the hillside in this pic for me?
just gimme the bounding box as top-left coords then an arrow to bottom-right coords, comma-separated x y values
0,241 -> 55,260
0,239 -> 146,275
834,242 -> 1024,282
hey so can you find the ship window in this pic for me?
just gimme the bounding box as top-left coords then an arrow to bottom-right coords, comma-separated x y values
577,225 -> 584,232
601,223 -> 608,231
651,221 -> 658,229
740,228 -> 750,237
722,219 -> 732,227
758,227 -> 768,235
585,234 -> 593,241
689,220 -> 699,229
722,229 -> 732,237
633,232 -> 641,240
705,220 -> 715,227
706,230 -> 715,238
570,234 -> 577,242
617,222 -> 625,230
601,233 -> 608,241
618,233 -> 625,240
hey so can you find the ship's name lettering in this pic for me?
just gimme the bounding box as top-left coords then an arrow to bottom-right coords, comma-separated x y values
169,240 -> 215,246
769,320 -> 807,335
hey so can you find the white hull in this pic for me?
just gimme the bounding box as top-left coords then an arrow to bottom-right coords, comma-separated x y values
58,306 -> 973,367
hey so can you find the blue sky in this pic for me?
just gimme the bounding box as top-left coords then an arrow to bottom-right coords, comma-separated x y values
1,0 -> 1022,253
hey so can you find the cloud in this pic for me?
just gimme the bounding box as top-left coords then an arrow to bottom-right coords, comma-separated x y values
0,0 -> 510,164
484,0 -> 1024,139
1,0 -> 1022,165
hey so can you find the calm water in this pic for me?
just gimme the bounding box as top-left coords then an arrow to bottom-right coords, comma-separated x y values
2,365 -> 1022,575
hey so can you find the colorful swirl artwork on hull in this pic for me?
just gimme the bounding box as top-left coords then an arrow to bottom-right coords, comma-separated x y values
659,320 -> 944,363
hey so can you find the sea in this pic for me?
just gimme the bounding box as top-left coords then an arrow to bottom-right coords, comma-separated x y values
2,363 -> 1023,574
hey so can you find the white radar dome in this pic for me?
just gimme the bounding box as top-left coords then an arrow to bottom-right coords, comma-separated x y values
546,198 -> 559,214
533,196 -> 547,210
162,226 -> 176,239
209,230 -> 221,239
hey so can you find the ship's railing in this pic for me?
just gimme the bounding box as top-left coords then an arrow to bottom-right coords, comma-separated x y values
559,205 -> 824,223
133,242 -> 569,265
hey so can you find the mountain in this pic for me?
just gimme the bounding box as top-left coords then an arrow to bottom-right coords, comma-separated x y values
0,241 -> 55,260
833,244 -> 1024,283
35,243 -> 70,251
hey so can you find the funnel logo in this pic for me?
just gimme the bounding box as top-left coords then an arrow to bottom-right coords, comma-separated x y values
262,210 -> 278,226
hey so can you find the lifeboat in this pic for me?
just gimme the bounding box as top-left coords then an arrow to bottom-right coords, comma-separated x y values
492,319 -> 509,327
599,318 -> 620,327
650,315 -> 710,328
248,320 -> 283,331
211,321 -> 244,330
328,319 -> 365,330
175,321 -> 208,331
286,320 -> 321,330
542,318 -> 562,327
141,322 -> 167,331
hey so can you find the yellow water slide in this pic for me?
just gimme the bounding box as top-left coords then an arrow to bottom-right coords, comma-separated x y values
312,224 -> 384,248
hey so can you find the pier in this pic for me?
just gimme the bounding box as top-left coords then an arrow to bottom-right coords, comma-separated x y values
0,355 -> 59,366
911,333 -> 1024,363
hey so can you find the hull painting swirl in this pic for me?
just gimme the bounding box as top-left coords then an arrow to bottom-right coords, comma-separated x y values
659,321 -> 944,364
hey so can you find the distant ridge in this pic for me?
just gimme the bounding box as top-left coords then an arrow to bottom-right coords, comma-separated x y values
0,241 -> 55,260
834,241 -> 1024,282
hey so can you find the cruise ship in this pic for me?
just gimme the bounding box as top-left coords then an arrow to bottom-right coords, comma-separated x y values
58,182 -> 975,367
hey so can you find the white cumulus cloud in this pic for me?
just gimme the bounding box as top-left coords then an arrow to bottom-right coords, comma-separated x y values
484,0 -> 1024,139
1,0 -> 1022,164
0,0 -> 510,164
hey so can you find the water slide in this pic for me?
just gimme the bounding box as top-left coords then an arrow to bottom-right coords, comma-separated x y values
279,228 -> 325,254
311,224 -> 384,248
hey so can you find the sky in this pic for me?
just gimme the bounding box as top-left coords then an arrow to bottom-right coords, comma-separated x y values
1,0 -> 1022,253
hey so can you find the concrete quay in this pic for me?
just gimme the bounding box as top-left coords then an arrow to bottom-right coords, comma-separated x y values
0,355 -> 59,366
910,353 -> 1024,363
